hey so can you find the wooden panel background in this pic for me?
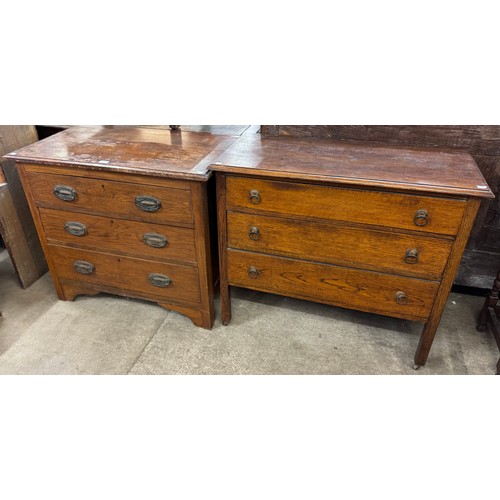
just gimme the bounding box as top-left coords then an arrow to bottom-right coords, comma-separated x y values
0,126 -> 47,288
260,126 -> 500,289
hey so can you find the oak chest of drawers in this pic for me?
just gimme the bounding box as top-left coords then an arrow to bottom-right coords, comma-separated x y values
213,135 -> 494,367
5,126 -> 238,329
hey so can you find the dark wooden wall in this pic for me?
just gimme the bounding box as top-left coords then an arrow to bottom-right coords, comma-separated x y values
261,126 -> 500,289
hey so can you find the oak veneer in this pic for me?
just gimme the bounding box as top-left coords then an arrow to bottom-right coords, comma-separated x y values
213,134 -> 494,368
5,126 -> 239,329
261,125 -> 500,289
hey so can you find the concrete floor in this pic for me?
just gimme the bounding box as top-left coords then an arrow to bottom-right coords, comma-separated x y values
0,249 -> 498,374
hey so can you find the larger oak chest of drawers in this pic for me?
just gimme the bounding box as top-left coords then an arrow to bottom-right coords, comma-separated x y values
213,135 -> 494,367
5,126 -> 239,329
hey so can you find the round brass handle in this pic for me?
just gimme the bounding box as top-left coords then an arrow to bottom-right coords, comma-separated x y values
404,248 -> 419,264
248,266 -> 260,279
395,291 -> 409,305
414,209 -> 429,227
249,190 -> 261,204
249,226 -> 260,240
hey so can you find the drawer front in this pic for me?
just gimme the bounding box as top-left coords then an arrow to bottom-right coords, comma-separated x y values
227,249 -> 439,321
49,245 -> 201,304
227,211 -> 452,280
26,171 -> 193,225
226,176 -> 466,236
40,208 -> 197,264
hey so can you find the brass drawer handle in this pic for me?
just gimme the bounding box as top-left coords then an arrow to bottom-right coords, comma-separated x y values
148,273 -> 172,288
142,233 -> 168,248
414,209 -> 429,227
249,226 -> 260,240
135,195 -> 162,212
248,266 -> 260,279
53,184 -> 77,201
64,221 -> 87,237
404,248 -> 419,264
73,260 -> 95,275
249,190 -> 261,205
395,291 -> 409,305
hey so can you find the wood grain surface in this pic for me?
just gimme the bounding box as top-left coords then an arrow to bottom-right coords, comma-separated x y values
226,175 -> 467,236
260,125 -> 499,289
49,245 -> 201,304
4,126 -> 240,180
40,208 -> 197,264
227,211 -> 453,280
227,249 -> 439,322
214,134 -> 494,198
0,126 -> 47,288
26,170 -> 194,226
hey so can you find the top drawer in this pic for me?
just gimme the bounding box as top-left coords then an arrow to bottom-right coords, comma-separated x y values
25,171 -> 193,225
225,176 -> 467,236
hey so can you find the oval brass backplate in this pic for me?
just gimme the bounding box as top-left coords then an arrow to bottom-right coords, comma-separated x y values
64,221 -> 87,237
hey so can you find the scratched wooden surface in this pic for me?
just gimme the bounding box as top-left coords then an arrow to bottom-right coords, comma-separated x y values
260,125 -> 500,288
5,126 -> 240,181
214,133 -> 493,198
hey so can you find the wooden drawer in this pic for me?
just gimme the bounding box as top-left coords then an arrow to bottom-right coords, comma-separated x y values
25,171 -> 193,225
40,208 -> 197,264
227,211 -> 453,280
226,176 -> 466,236
226,249 -> 439,321
49,245 -> 201,304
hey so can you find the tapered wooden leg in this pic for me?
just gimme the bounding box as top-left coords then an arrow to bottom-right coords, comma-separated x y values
216,172 -> 231,326
413,198 -> 482,369
220,284 -> 231,326
413,322 -> 439,368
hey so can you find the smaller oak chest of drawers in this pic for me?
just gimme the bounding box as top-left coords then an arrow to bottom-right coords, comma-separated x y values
5,126 -> 238,329
213,135 -> 494,367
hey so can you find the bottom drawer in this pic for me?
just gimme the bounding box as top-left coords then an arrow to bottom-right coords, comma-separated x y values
227,249 -> 439,321
49,245 -> 201,304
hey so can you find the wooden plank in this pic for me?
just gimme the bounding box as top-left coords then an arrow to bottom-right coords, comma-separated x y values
0,126 -> 47,288
264,125 -> 500,156
225,175 -> 467,236
0,184 -> 40,288
216,173 -> 231,325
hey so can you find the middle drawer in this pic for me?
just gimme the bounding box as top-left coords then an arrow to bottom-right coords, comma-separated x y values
227,211 -> 452,280
40,208 -> 197,264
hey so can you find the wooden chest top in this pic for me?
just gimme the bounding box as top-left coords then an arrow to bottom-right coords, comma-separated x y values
4,126 -> 240,181
213,134 -> 495,198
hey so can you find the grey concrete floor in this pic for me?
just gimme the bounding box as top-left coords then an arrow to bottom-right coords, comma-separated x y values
0,249 -> 498,374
